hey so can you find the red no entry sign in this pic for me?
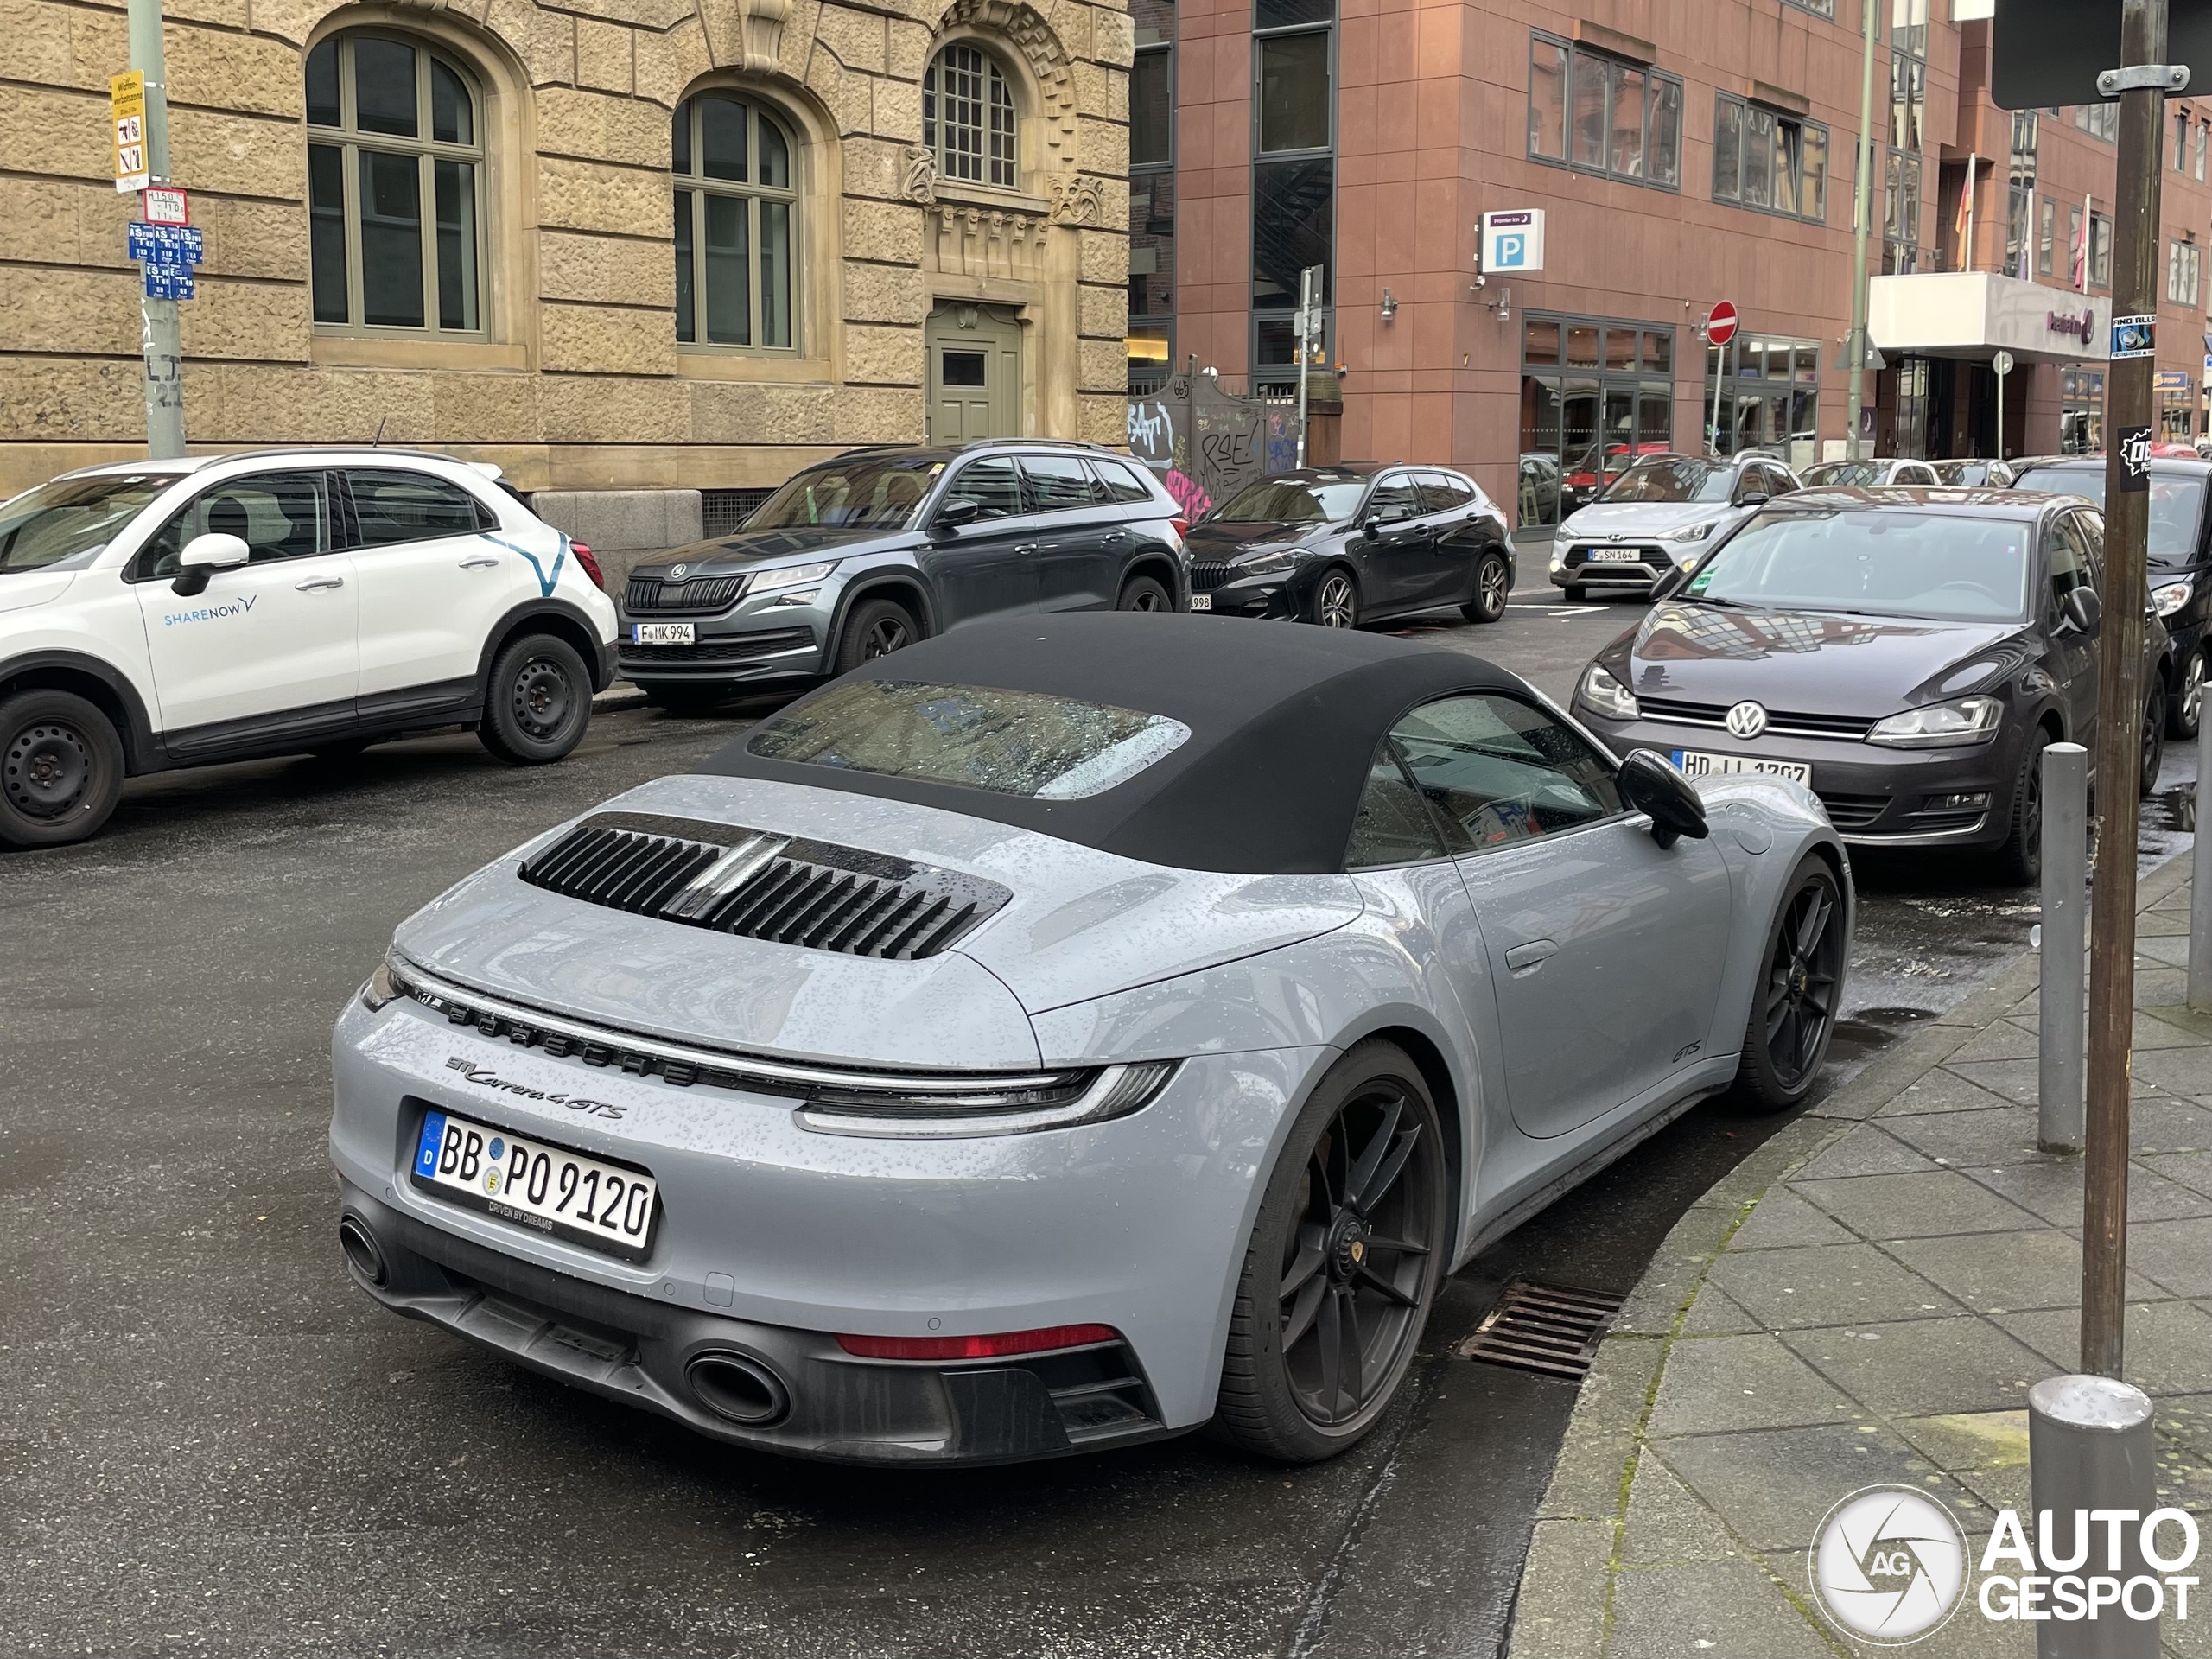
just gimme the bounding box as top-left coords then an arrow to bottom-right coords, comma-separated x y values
1707,302 -> 1739,346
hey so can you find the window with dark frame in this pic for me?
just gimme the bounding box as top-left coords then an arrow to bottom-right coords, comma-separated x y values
1251,0 -> 1333,391
1713,94 -> 1827,222
1127,0 -> 1174,392
924,43 -> 1017,188
1526,32 -> 1680,190
306,31 -> 484,335
671,93 -> 797,353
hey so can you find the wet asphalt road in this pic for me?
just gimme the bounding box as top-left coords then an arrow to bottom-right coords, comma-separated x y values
1,587 -> 2183,1658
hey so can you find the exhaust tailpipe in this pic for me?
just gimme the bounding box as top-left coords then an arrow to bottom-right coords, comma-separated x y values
338,1214 -> 388,1287
685,1350 -> 791,1426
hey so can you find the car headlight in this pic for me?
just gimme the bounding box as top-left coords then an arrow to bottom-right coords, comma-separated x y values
1236,549 -> 1297,576
1866,695 -> 2004,747
360,950 -> 412,1011
2154,577 -> 2195,617
741,560 -> 838,599
1659,521 -> 1717,543
1578,663 -> 1640,721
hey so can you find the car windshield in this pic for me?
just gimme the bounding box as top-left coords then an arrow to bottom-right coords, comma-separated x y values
1934,461 -> 1991,486
1595,459 -> 1732,505
1682,509 -> 2032,622
745,459 -> 942,531
1802,461 -> 1888,487
2012,467 -> 2204,561
1209,478 -> 1370,524
747,679 -> 1194,800
0,473 -> 176,573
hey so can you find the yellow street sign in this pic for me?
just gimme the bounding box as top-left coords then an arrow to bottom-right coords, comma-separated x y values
111,70 -> 148,194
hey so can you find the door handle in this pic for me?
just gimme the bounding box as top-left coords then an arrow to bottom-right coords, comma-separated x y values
1503,939 -> 1559,974
1013,543 -> 1039,556
459,556 -> 501,569
1103,530 -> 1131,543
295,575 -> 346,592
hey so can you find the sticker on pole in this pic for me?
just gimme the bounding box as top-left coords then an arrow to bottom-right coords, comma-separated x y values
142,185 -> 188,226
2112,314 -> 2157,359
111,70 -> 148,194
2120,424 -> 2153,493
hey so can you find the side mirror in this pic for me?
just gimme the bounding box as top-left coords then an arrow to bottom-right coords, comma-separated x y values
172,531 -> 250,596
1618,749 -> 1710,851
2060,586 -> 2104,639
1650,563 -> 1693,602
932,497 -> 982,534
1734,489 -> 1771,509
1363,514 -> 1384,538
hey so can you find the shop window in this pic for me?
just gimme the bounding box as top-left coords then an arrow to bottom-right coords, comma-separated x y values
1702,334 -> 1821,468
1518,315 -> 1675,527
306,31 -> 485,335
925,43 -> 1017,188
1714,95 -> 1827,222
1526,33 -> 1679,188
672,93 -> 798,352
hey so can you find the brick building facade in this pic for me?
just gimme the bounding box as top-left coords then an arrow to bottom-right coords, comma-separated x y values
1135,0 -> 2212,529
0,0 -> 1134,517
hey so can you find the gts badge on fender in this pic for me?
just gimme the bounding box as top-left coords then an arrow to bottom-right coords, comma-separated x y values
444,1056 -> 626,1120
1673,1039 -> 1703,1064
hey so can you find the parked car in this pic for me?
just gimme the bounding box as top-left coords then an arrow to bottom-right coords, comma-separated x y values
1571,486 -> 2171,885
1561,441 -> 1674,516
331,613 -> 1848,1466
1186,465 -> 1513,629
1800,458 -> 1942,487
1932,459 -> 2019,487
0,448 -> 613,849
1519,453 -> 1564,527
2010,454 -> 2210,737
1550,453 -> 1801,601
619,442 -> 1187,710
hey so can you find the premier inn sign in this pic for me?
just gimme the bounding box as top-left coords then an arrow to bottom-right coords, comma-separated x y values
1870,271 -> 2113,364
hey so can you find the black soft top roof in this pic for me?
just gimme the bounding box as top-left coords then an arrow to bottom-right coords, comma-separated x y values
697,613 -> 1534,874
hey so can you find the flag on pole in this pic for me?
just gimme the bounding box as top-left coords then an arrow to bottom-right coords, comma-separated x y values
1955,156 -> 1974,270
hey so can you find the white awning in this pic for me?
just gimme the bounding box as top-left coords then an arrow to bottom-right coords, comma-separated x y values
1868,272 -> 2109,365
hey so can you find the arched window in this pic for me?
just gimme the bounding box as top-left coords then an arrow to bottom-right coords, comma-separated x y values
672,94 -> 797,351
305,31 -> 484,334
925,44 -> 1017,188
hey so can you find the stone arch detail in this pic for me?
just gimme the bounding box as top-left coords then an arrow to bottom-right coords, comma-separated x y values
932,0 -> 1077,169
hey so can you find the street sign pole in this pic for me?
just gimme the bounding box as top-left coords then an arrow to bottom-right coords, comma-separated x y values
126,0 -> 184,458
1844,0 -> 1880,463
1294,264 -> 1323,469
1994,347 -> 2015,461
2082,0 -> 2168,1382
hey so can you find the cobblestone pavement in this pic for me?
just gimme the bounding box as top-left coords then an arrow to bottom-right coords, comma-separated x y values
1509,852 -> 2212,1659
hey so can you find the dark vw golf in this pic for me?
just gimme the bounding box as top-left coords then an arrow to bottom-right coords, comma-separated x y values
1571,487 -> 2170,885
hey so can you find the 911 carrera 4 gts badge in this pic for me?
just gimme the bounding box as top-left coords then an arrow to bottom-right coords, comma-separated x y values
442,1056 -> 626,1120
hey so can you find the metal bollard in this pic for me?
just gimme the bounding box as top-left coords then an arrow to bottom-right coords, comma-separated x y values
2029,1375 -> 2160,1659
2190,714 -> 2212,1011
2042,742 -> 2090,1154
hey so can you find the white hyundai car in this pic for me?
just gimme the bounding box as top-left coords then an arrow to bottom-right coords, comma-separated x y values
0,448 -> 618,849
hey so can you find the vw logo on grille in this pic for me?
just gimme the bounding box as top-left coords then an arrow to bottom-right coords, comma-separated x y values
1726,700 -> 1769,740
669,563 -> 690,582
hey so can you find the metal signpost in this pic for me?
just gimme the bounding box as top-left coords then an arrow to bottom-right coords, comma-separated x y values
1844,0 -> 1881,462
121,0 -> 187,457
1293,264 -> 1324,468
1993,347 -> 2015,461
1706,302 -> 1738,455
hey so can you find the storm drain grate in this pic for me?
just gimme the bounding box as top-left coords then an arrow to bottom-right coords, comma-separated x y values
1456,1280 -> 1624,1380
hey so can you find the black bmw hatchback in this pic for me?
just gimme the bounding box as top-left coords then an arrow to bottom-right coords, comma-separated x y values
1572,487 -> 2171,885
1186,464 -> 1514,628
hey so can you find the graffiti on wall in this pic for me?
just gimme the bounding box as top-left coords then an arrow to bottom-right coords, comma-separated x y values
1128,375 -> 1290,518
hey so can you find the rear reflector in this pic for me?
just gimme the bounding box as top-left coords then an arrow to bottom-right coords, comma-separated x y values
836,1323 -> 1121,1361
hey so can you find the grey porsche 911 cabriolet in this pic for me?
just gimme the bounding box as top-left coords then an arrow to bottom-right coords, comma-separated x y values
330,615 -> 1850,1466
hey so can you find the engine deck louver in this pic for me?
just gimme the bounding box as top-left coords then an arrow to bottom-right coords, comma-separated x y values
518,812 -> 1010,960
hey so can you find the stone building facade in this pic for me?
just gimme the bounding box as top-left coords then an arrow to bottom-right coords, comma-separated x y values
0,0 -> 1134,515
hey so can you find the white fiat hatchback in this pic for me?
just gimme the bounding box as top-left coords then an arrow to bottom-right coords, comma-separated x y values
0,449 -> 618,849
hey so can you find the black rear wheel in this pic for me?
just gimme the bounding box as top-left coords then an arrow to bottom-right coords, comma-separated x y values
479,633 -> 592,765
1117,574 -> 1173,612
834,597 -> 918,675
1730,855 -> 1846,1110
2143,678 -> 2168,798
1995,729 -> 2050,887
1214,1041 -> 1445,1462
1461,550 -> 1510,624
0,689 -> 125,849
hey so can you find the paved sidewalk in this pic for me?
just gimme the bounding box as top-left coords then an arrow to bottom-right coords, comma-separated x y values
1509,853 -> 2212,1659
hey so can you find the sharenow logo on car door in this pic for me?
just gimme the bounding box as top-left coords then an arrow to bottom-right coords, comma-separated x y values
345,467 -> 532,702
130,469 -> 360,738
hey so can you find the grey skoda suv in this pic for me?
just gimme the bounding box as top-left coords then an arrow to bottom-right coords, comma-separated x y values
620,442 -> 1190,708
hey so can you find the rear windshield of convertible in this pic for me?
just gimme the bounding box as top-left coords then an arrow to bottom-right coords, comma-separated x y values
745,679 -> 1194,800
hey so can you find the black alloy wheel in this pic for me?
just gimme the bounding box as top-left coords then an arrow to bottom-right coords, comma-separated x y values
1215,1041 -> 1444,1461
1462,551 -> 1510,624
2143,679 -> 2168,798
1731,856 -> 1846,1110
479,634 -> 592,765
2171,647 -> 2206,739
0,688 -> 126,850
1117,574 -> 1173,612
1313,569 -> 1358,630
834,597 -> 918,675
1996,730 -> 2049,887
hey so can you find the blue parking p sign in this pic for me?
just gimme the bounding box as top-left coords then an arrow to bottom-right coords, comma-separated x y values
1481,209 -> 1545,275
